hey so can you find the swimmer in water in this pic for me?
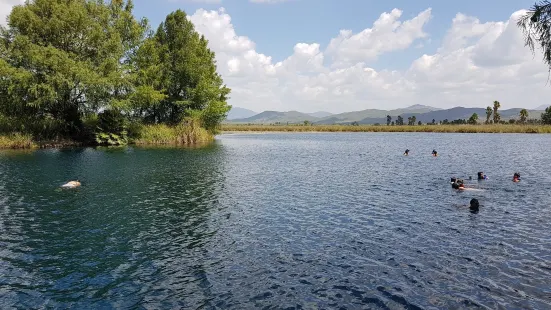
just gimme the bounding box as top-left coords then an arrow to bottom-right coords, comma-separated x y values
61,180 -> 81,188
404,149 -> 410,156
469,198 -> 480,213
477,172 -> 488,180
432,149 -> 438,157
451,178 -> 464,189
513,172 -> 521,182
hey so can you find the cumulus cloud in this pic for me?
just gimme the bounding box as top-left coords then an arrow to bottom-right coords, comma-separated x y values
190,7 -> 549,112
1,0 -> 547,112
326,8 -> 432,68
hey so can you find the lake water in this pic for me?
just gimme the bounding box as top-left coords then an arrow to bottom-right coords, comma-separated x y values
1,133 -> 551,309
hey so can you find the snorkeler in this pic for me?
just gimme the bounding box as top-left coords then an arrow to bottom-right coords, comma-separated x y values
432,149 -> 438,157
513,172 -> 521,182
404,149 -> 410,156
477,172 -> 488,180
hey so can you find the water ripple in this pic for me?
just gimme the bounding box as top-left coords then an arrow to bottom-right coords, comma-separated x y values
1,134 -> 551,309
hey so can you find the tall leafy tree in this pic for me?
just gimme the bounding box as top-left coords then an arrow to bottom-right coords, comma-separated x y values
519,109 -> 529,123
493,101 -> 501,124
542,106 -> 551,124
517,1 -> 551,72
141,10 -> 230,131
386,115 -> 391,126
0,0 -> 147,137
468,113 -> 479,125
485,106 -> 493,124
396,116 -> 404,125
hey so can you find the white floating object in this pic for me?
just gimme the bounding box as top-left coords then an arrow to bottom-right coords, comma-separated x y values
61,181 -> 81,188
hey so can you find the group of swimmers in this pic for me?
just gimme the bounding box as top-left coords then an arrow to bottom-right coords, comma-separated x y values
403,149 -> 438,156
402,148 -> 522,213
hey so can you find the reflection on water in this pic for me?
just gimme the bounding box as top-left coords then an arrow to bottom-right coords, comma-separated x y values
1,133 -> 551,309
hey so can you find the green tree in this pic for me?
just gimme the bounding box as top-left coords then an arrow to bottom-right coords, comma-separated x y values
468,113 -> 479,125
0,0 -> 147,138
542,106 -> 551,124
517,1 -> 551,71
142,10 -> 231,131
386,115 -> 391,126
432,119 -> 436,125
396,115 -> 404,125
493,101 -> 501,124
485,106 -> 493,124
519,109 -> 529,123
418,121 -> 422,126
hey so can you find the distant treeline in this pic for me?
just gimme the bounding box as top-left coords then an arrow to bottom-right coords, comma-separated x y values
0,0 -> 230,146
222,124 -> 551,134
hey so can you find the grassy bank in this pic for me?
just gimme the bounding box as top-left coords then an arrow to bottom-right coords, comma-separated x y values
222,124 -> 551,134
0,133 -> 37,149
0,120 -> 214,149
133,122 -> 213,145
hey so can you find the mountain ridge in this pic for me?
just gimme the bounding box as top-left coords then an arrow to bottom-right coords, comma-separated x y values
226,105 -> 548,124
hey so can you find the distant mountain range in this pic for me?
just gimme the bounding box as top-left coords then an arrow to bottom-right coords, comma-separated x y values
227,107 -> 258,120
225,105 -> 547,125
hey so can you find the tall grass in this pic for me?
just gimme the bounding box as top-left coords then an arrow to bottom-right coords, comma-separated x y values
222,124 -> 551,134
0,133 -> 36,149
133,118 -> 213,145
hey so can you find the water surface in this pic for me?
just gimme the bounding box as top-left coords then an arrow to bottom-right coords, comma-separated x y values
1,133 -> 551,309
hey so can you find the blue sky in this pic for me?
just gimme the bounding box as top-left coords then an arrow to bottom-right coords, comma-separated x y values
2,0 -> 545,112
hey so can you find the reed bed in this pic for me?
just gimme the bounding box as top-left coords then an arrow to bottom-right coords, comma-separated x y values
133,121 -> 213,145
0,133 -> 36,149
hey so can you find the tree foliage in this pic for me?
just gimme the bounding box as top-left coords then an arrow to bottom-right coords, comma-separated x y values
517,1 -> 551,72
396,116 -> 404,126
542,106 -> 551,124
493,101 -> 501,124
0,1 -> 231,142
468,113 -> 479,125
485,106 -> 493,124
519,109 -> 529,123
386,115 -> 391,126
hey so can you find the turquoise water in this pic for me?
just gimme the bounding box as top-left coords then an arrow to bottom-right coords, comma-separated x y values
1,133 -> 551,309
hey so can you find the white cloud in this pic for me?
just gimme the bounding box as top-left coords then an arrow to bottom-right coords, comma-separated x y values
190,7 -> 549,112
1,0 -> 547,112
326,8 -> 432,68
0,0 -> 23,27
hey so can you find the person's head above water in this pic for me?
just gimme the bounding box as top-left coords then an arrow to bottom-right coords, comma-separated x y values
470,198 -> 480,212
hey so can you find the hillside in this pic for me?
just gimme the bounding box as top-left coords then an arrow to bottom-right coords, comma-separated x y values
228,105 -> 547,125
307,111 -> 333,118
226,107 -> 257,120
231,110 -> 320,124
315,105 -> 442,124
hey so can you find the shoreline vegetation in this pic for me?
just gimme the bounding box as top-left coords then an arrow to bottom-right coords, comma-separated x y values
0,1 -> 231,150
221,124 -> 551,134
